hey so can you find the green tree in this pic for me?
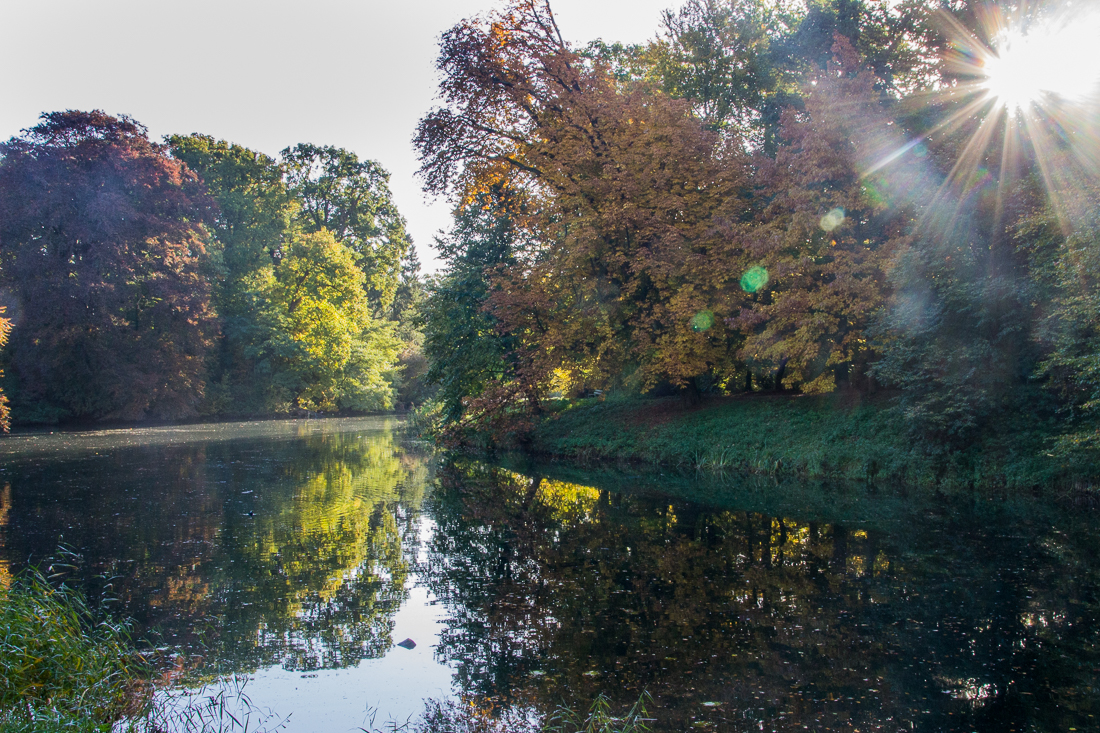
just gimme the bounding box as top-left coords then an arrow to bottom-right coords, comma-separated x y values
282,144 -> 412,314
1027,183 -> 1100,456
249,229 -> 399,412
167,134 -> 295,310
420,187 -> 525,428
648,0 -> 802,139
167,134 -> 298,414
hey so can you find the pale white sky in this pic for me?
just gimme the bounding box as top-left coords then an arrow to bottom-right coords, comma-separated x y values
0,0 -> 675,272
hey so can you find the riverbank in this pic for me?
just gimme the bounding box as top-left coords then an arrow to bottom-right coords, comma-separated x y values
531,393 -> 1099,495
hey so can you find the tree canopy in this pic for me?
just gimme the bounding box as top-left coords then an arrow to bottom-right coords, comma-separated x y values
417,0 -> 1100,456
0,115 -> 418,424
0,111 -> 216,421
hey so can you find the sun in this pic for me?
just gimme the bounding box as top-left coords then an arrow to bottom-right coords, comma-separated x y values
870,2 -> 1100,238
980,11 -> 1100,113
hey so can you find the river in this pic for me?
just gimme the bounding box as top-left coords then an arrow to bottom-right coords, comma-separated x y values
0,417 -> 1096,732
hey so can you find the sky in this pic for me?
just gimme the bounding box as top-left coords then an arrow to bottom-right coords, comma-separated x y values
0,0 -> 675,272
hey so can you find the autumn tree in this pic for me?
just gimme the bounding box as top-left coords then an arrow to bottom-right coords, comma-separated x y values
0,111 -> 216,422
417,0 -> 756,412
729,38 -> 915,393
0,310 -> 10,431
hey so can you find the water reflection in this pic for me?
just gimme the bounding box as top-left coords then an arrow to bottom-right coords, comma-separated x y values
423,459 -> 1100,733
0,418 -> 430,676
1,423 -> 1097,732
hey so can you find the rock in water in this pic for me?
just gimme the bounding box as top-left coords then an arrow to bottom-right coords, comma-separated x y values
396,638 -> 416,649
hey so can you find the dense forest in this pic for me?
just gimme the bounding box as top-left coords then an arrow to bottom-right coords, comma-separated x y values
1,0 -> 1098,471
415,0 -> 1100,462
0,112 -> 425,425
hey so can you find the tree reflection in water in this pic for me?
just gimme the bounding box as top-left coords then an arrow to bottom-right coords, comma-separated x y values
0,419 -> 430,676
1,425 -> 1098,731
423,459 -> 1100,733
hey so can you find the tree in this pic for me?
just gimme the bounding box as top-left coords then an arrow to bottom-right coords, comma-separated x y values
1022,183 -> 1100,456
0,111 -> 216,422
417,0 -> 755,412
167,134 -> 298,413
282,144 -> 411,314
420,186 -> 527,431
729,38 -> 913,393
167,134 -> 295,312
247,229 -> 399,412
0,309 -> 10,431
648,0 -> 802,139
626,0 -> 942,153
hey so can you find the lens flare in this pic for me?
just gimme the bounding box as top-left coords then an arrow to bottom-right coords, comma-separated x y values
690,311 -> 715,332
820,208 -> 845,232
981,13 -> 1100,112
874,4 -> 1100,237
741,266 -> 769,293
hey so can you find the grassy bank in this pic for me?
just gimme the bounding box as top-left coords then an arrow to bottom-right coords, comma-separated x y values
532,393 -> 1099,493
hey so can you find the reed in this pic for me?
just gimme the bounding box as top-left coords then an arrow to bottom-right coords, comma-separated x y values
0,565 -> 286,733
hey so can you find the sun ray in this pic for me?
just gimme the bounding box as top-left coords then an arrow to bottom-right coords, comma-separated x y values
866,2 -> 1100,246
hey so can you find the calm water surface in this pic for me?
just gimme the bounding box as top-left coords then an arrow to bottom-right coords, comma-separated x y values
0,418 -> 1097,732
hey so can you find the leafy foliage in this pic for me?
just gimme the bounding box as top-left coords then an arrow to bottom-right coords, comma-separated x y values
167,136 -> 411,417
282,143 -> 412,314
0,111 -> 217,421
731,38 -> 912,393
0,310 -> 9,431
0,564 -> 149,726
248,229 -> 399,412
414,0 -> 1100,464
420,186 -> 528,437
1030,183 -> 1100,456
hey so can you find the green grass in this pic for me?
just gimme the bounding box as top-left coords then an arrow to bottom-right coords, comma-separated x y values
0,566 -> 147,730
532,393 -> 1099,493
0,565 -> 287,733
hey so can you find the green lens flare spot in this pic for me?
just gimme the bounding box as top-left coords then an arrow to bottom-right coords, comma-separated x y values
820,208 -> 845,232
863,182 -> 886,206
740,266 -> 769,293
691,311 -> 715,332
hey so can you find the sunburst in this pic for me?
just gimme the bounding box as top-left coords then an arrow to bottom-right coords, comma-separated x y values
979,10 -> 1100,114
865,3 -> 1100,238
945,4 -> 1100,233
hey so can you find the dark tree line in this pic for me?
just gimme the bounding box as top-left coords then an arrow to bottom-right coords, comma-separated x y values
0,111 -> 423,426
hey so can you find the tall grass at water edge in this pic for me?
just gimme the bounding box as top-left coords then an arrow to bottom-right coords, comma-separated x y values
533,394 -> 1098,494
1,564 -> 648,733
0,565 -> 286,733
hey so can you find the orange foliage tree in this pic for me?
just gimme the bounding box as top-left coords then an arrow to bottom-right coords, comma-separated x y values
729,37 -> 916,392
417,0 -> 757,412
0,309 -> 9,431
